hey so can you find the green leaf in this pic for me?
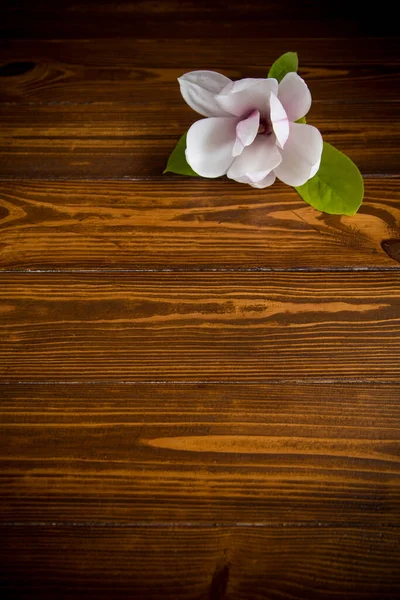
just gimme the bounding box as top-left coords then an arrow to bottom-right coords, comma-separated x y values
295,142 -> 364,215
268,52 -> 298,82
163,132 -> 199,176
296,116 -> 307,124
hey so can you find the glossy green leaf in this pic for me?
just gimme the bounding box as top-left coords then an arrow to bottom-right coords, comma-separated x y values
295,142 -> 364,215
268,52 -> 298,82
163,132 -> 199,176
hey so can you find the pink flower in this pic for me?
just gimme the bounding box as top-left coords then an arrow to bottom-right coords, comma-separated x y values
178,71 -> 323,188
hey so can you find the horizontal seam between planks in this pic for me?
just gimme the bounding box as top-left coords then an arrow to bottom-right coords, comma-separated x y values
1,267 -> 400,273
0,174 -> 398,182
1,379 -> 399,386
1,36 -> 399,40
1,100 -> 400,106
1,521 -> 400,529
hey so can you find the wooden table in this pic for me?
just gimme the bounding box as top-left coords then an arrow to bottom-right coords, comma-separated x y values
1,2 -> 399,598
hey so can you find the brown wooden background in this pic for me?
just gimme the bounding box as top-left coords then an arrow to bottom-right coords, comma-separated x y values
0,1 -> 399,598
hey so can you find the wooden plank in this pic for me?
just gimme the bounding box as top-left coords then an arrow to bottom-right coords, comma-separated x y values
2,525 -> 399,599
0,103 -> 399,179
0,273 -> 399,382
0,58 -> 400,103
2,38 -> 399,69
1,41 -> 398,103
0,179 -> 399,271
1,382 -> 399,524
1,1 -> 394,38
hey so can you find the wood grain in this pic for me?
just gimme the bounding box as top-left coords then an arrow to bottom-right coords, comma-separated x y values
1,382 -> 399,524
0,103 -> 399,179
1,0 -> 395,38
1,0 -> 399,596
1,42 -> 398,103
2,38 -> 398,70
2,525 -> 400,600
0,179 -> 399,270
0,273 -> 399,382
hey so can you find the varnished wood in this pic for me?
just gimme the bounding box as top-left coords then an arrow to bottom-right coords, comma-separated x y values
0,273 -> 399,382
2,38 -> 398,70
0,179 -> 399,270
1,382 -> 399,524
1,0 -> 396,38
0,42 -> 398,103
0,103 -> 398,179
2,525 -> 399,600
1,0 -> 399,596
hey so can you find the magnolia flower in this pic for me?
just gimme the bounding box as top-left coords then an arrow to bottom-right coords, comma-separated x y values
178,70 -> 323,188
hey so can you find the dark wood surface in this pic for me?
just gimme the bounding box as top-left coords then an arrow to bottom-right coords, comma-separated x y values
1,272 -> 400,381
0,1 -> 399,599
1,1 -> 397,38
1,103 -> 399,178
1,179 -> 399,269
2,526 -> 400,600
2,382 -> 400,524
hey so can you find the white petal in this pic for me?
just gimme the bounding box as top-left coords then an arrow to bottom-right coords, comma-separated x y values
235,172 -> 276,189
270,92 -> 289,149
232,110 -> 260,157
185,117 -> 237,178
274,123 -> 323,187
278,72 -> 312,122
216,78 -> 278,118
178,70 -> 232,117
309,157 -> 321,179
227,135 -> 282,184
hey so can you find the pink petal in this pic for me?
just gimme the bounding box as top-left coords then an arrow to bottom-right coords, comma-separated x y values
178,70 -> 233,117
232,110 -> 260,157
234,172 -> 276,189
216,78 -> 278,118
185,117 -> 238,177
227,135 -> 282,184
270,92 -> 289,149
278,72 -> 312,122
273,123 -> 323,186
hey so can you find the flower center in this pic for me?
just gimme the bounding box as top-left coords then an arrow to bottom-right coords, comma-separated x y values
258,118 -> 273,136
